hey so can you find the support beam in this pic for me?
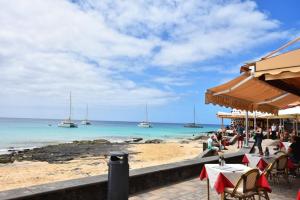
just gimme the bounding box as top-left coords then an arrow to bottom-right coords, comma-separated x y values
257,93 -> 289,105
213,75 -> 254,96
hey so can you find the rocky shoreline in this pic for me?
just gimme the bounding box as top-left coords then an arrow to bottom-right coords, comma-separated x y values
0,133 -> 212,164
0,139 -> 128,164
0,138 -> 170,164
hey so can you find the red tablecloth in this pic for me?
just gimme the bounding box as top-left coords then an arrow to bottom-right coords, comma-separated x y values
199,166 -> 271,194
279,141 -> 284,149
288,158 -> 296,169
199,166 -> 207,180
297,190 -> 300,200
200,166 -> 233,193
257,174 -> 272,193
242,155 -> 249,163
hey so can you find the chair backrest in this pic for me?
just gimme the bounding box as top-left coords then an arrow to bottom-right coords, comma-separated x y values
276,155 -> 288,171
274,151 -> 286,156
263,161 -> 275,179
232,169 -> 260,194
242,169 -> 260,193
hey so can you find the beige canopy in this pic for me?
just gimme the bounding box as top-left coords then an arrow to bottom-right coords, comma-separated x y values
205,73 -> 300,114
241,37 -> 300,96
255,48 -> 300,78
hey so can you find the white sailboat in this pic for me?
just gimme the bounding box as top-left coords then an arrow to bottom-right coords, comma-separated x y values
184,105 -> 203,128
58,92 -> 78,128
138,104 -> 152,128
81,104 -> 91,125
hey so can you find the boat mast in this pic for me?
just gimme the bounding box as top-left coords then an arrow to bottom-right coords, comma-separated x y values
146,104 -> 148,122
86,104 -> 89,121
69,92 -> 72,121
193,104 -> 196,125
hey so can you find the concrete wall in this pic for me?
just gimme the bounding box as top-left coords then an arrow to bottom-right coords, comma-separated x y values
0,149 -> 251,200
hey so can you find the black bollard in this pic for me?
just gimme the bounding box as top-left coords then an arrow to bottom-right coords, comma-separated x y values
203,142 -> 208,151
107,151 -> 129,200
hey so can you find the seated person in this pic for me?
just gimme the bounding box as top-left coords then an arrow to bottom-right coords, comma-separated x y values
283,131 -> 289,142
288,135 -> 300,164
217,132 -> 228,149
207,135 -> 219,151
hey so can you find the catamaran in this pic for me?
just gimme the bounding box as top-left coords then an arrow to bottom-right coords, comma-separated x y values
138,104 -> 152,128
184,105 -> 203,128
81,104 -> 91,125
58,92 -> 78,128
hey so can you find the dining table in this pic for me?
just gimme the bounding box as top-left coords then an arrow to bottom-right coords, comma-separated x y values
199,164 -> 271,200
242,153 -> 276,171
279,141 -> 291,151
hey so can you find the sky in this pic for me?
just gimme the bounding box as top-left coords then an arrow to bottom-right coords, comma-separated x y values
0,0 -> 300,124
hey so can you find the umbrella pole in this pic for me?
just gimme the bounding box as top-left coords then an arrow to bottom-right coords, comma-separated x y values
267,118 -> 269,139
221,117 -> 224,129
254,111 -> 257,130
296,115 -> 299,136
244,110 -> 249,147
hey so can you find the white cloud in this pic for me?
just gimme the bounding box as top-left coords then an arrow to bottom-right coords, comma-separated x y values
152,76 -> 192,87
77,0 -> 288,68
0,0 -> 290,118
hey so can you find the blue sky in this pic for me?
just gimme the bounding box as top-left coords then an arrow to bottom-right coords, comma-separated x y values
0,0 -> 299,124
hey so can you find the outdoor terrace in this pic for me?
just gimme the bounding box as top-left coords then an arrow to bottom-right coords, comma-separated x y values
130,176 -> 300,200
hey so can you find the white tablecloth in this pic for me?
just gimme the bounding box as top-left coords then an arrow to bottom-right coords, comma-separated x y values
281,142 -> 291,150
243,154 -> 275,169
205,164 -> 251,189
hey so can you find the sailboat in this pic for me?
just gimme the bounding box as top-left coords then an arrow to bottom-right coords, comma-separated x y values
184,105 -> 203,128
58,92 -> 78,128
138,104 -> 152,128
81,104 -> 91,125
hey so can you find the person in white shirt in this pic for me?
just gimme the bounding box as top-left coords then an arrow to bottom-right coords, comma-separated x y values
271,124 -> 277,140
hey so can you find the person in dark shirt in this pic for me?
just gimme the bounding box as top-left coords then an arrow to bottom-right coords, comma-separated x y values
288,135 -> 300,164
254,125 -> 264,155
236,124 -> 245,148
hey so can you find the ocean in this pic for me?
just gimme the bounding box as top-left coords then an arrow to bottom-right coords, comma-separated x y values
0,118 -> 220,154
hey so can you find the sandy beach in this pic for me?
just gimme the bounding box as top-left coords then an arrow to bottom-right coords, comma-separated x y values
0,138 -> 240,192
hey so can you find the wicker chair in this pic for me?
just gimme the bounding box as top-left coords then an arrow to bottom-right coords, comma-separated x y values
256,164 -> 274,200
263,162 -> 275,182
224,169 -> 260,200
274,151 -> 286,156
270,154 -> 289,184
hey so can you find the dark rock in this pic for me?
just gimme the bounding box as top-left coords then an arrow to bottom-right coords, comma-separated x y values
0,139 -> 127,164
180,140 -> 190,144
125,138 -> 143,143
145,139 -> 163,144
133,138 -> 143,142
72,139 -> 110,145
191,135 -> 209,141
0,155 -> 13,163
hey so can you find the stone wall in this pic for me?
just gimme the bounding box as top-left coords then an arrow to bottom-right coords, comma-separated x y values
0,150 -> 250,200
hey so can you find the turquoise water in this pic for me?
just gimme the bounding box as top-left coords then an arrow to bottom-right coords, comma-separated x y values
0,118 -> 220,153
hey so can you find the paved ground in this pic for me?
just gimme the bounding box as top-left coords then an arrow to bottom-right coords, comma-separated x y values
130,176 -> 300,200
